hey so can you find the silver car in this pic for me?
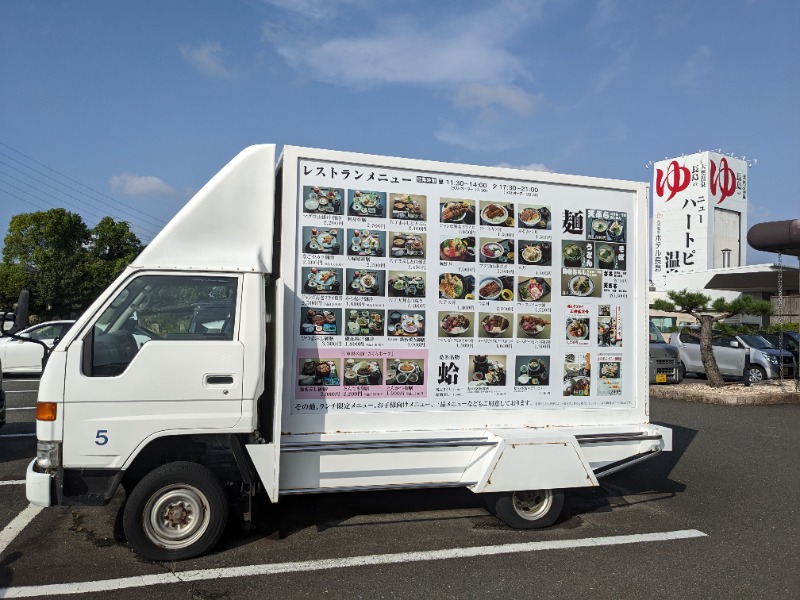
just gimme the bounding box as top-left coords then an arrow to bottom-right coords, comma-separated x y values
671,331 -> 796,382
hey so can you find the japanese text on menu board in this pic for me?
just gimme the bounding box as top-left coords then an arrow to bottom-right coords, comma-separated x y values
292,160 -> 634,414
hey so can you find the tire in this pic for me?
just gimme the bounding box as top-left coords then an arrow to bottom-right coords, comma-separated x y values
123,461 -> 228,561
746,365 -> 767,383
485,489 -> 564,529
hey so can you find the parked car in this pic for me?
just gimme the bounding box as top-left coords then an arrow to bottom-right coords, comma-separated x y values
761,331 -> 800,364
0,360 -> 5,427
670,330 -> 796,382
0,320 -> 75,374
649,320 -> 682,383
736,334 -> 797,381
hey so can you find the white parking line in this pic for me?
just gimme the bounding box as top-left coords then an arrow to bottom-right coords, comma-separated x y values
0,529 -> 706,598
7,407 -> 35,411
0,433 -> 36,438
0,480 -> 25,486
0,503 -> 42,557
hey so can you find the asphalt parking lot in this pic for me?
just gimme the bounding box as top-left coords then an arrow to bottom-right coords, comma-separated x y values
1,377 -> 798,599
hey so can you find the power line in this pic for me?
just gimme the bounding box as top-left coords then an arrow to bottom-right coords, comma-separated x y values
0,162 -> 161,238
0,180 -> 158,241
0,154 -> 166,230
0,142 -> 174,241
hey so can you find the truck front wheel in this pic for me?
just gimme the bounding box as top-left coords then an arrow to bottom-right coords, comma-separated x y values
123,461 -> 228,561
486,489 -> 564,529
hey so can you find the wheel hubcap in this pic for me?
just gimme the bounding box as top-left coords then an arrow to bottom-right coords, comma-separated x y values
143,484 -> 211,549
512,489 -> 553,521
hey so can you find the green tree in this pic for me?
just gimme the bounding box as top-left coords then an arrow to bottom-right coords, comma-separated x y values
2,209 -> 89,318
0,209 -> 144,319
653,289 -> 773,387
83,216 -> 144,300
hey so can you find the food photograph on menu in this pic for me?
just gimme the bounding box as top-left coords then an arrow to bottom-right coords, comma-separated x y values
299,306 -> 341,336
587,210 -> 626,243
345,269 -> 385,296
440,199 -> 476,224
561,270 -> 602,298
386,310 -> 425,337
468,354 -> 507,386
390,232 -> 426,258
562,241 -> 592,268
302,226 -> 342,255
514,355 -> 550,386
479,201 -> 515,227
478,238 -> 515,264
387,271 -> 426,298
517,204 -> 552,229
478,275 -> 514,302
517,313 -> 551,339
563,352 -> 591,397
302,186 -> 344,215
518,240 -> 552,266
343,358 -> 383,386
438,272 -> 475,300
439,237 -> 476,262
344,309 -> 385,337
517,276 -> 552,303
346,229 -> 386,257
478,312 -> 513,339
390,193 -> 427,220
386,358 -> 425,385
438,311 -> 474,338
301,267 -> 343,295
298,357 -> 342,386
347,190 -> 387,218
595,242 -> 626,271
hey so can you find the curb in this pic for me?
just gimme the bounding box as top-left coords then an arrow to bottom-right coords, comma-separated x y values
649,384 -> 800,406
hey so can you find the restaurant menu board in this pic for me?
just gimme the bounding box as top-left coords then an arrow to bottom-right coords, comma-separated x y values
293,161 -> 634,414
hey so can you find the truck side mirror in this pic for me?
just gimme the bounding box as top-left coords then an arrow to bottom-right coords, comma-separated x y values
729,341 -> 739,348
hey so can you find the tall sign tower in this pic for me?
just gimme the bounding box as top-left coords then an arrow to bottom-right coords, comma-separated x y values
651,151 -> 748,288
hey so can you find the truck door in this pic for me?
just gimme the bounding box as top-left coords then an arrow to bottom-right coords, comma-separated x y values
60,273 -> 245,468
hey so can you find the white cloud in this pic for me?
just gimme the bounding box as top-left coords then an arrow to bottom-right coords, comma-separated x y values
110,173 -> 176,197
453,84 -> 540,116
262,1 -> 544,89
179,41 -> 235,79
262,0 -> 550,150
495,161 -> 551,173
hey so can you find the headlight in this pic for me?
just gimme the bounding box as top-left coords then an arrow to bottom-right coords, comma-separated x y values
765,354 -> 779,365
36,441 -> 61,469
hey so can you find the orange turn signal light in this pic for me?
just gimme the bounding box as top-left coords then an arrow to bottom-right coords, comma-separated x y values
36,402 -> 57,421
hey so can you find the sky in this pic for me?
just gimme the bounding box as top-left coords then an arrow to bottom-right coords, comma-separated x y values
1,0 -> 798,267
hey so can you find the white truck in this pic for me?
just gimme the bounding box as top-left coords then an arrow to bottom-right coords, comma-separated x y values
25,145 -> 671,560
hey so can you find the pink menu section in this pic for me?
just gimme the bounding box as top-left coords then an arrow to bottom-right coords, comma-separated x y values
296,348 -> 429,400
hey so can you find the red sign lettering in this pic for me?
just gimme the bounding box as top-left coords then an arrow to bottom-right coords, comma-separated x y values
709,158 -> 737,204
655,160 -> 691,201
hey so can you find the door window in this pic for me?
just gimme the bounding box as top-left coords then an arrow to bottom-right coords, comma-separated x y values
87,275 -> 238,377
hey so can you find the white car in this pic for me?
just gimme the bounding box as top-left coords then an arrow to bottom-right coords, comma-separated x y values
0,320 -> 75,374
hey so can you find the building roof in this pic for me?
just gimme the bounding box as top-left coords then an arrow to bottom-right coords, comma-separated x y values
705,266 -> 799,293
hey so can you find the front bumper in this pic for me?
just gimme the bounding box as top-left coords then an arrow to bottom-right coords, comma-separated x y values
26,459 -> 54,507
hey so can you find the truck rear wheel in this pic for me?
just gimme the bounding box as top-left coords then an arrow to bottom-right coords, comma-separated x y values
123,461 -> 228,561
486,489 -> 564,529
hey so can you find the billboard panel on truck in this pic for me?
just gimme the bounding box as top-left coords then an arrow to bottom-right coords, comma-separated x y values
280,147 -> 647,432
